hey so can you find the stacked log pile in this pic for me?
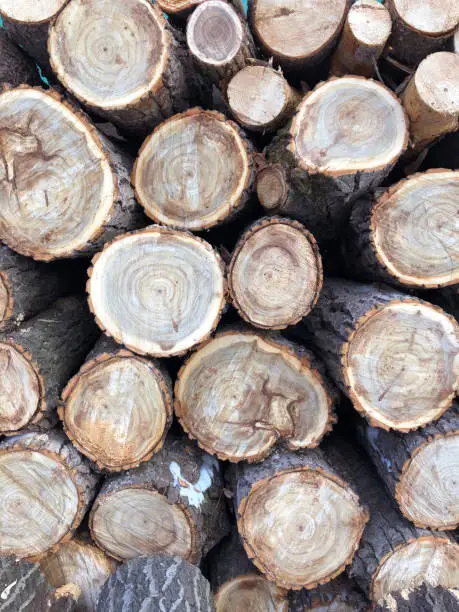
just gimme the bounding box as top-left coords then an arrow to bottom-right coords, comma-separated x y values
0,1 -> 457,610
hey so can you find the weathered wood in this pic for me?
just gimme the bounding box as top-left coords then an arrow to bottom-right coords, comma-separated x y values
373,583 -> 459,611
0,30 -> 39,86
289,575 -> 368,611
156,0 -> 244,20
89,433 -> 229,563
0,295 -> 98,435
296,279 -> 459,431
0,430 -> 99,560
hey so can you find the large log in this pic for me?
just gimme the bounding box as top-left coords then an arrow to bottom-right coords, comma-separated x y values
132,109 -> 254,231
357,403 -> 459,531
0,295 -> 98,435
343,170 -> 459,289
373,583 -> 459,612
48,0 -> 199,138
87,226 -> 226,358
259,77 -> 408,242
175,329 -> 336,462
89,433 -> 229,563
60,335 -> 173,472
0,30 -> 39,86
232,445 -> 369,590
227,217 -> 322,329
0,430 -> 99,560
0,86 -> 145,261
297,279 -> 458,431
289,575 -> 368,611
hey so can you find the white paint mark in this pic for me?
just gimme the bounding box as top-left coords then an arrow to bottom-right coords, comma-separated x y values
1,580 -> 17,600
169,455 -> 218,509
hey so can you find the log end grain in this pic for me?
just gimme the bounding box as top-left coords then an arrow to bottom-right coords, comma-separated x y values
392,0 -> 459,37
0,0 -> 67,22
215,574 -> 288,612
256,164 -> 289,211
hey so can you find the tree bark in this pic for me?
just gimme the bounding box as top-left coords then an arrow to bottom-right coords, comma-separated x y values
89,432 -> 229,564
0,30 -> 40,86
60,335 -> 173,472
132,108 -> 254,231
155,0 -> 244,21
96,555 -> 215,612
260,77 -> 408,243
356,402 -> 459,531
0,295 -> 98,435
296,279 -> 459,431
289,575 -> 368,611
87,226 -> 226,358
373,583 -> 459,612
0,430 -> 99,560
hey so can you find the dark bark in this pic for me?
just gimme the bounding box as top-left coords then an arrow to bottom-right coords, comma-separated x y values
373,583 -> 459,612
289,575 -> 368,611
206,530 -> 257,591
0,31 -> 39,86
1,18 -> 55,74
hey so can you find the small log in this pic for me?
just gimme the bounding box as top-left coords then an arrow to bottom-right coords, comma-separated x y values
297,279 -> 459,431
402,52 -> 459,155
0,295 -> 98,435
40,536 -> 117,612
357,403 -> 459,531
387,0 -> 459,66
0,86 -> 145,261
228,217 -> 322,329
132,108 -> 254,231
232,445 -> 369,590
88,226 -> 226,358
248,0 -> 347,72
289,575 -> 368,611
331,0 -> 392,78
344,169 -> 459,289
175,329 -> 336,462
89,433 -> 229,563
156,0 -> 244,20
373,583 -> 459,612
0,30 -> 39,86
0,430 -> 99,560
260,77 -> 408,242
96,555 -> 215,612
60,335 -> 173,472
227,65 -> 301,132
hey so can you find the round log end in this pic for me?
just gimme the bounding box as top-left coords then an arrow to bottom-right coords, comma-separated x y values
228,218 -> 322,329
348,0 -> 392,47
392,0 -> 459,36
371,170 -> 459,288
132,109 -> 252,230
237,468 -> 368,589
0,272 -> 12,328
175,332 -> 334,462
0,0 -> 67,23
215,574 -> 288,611
342,300 -> 459,431
290,77 -> 408,176
412,52 -> 459,117
256,165 -> 289,211
88,227 -> 225,357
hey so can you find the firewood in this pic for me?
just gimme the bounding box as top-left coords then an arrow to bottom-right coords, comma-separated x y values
0,30 -> 40,86
0,430 -> 99,560
259,77 -> 408,242
356,403 -> 459,531
297,279 -> 458,431
373,583 -> 459,612
232,445 -> 369,590
387,0 -> 459,66
289,575 -> 368,611
228,217 -> 322,329
0,295 -> 98,435
96,555 -> 215,612
89,433 -> 229,563
40,537 -> 117,612
175,329 -> 336,462
331,0 -> 392,78
60,335 -> 173,472
344,170 -> 459,289
48,0 -> 198,137
87,226 -> 226,357
132,108 -> 254,231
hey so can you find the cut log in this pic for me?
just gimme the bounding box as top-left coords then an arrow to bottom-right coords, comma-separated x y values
40,536 -> 117,612
344,170 -> 459,289
227,65 -> 301,132
297,279 -> 459,431
228,217 -> 322,329
89,433 -> 229,563
0,30 -> 39,86
331,0 -> 392,78
96,555 -> 215,612
175,329 -> 336,462
132,108 -> 254,231
156,0 -> 244,20
0,295 -> 98,435
356,403 -> 459,530
232,445 -> 369,590
88,226 -> 225,357
248,0 -> 347,72
48,0 -> 198,137
289,575 -> 368,611
260,77 -> 408,242
0,86 -> 145,261
387,0 -> 459,66
60,335 -> 173,472
402,52 -> 459,155
373,583 -> 459,612
0,430 -> 99,560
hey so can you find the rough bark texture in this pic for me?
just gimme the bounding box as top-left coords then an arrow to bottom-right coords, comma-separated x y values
96,555 -> 215,612
0,30 -> 40,86
289,575 -> 368,611
373,583 -> 459,611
